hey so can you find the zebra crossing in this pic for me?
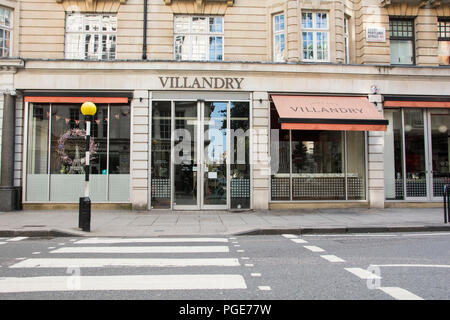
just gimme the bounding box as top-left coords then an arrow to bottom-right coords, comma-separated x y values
0,237 -> 253,294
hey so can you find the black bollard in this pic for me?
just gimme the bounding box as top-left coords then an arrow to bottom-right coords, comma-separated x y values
79,196 -> 91,232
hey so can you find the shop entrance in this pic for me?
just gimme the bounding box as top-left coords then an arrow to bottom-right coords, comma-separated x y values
173,101 -> 227,210
384,108 -> 450,201
151,96 -> 250,210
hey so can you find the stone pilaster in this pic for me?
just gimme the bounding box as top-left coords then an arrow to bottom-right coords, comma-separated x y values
368,93 -> 385,208
252,92 -> 270,210
130,90 -> 149,210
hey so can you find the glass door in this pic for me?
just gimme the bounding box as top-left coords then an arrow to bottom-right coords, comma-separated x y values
429,109 -> 450,200
403,109 -> 429,199
173,101 -> 199,209
172,100 -> 229,210
202,102 -> 228,209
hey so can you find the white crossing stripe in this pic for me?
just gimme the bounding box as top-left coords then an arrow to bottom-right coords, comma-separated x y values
251,273 -> 261,277
0,274 -> 247,293
0,242 -> 6,245
75,237 -> 229,244
282,234 -> 298,239
303,246 -> 325,253
371,264 -> 450,269
291,239 -> 308,244
258,286 -> 271,291
379,287 -> 424,300
51,246 -> 229,254
345,268 -> 382,280
7,237 -> 28,242
320,255 -> 346,263
10,258 -> 240,268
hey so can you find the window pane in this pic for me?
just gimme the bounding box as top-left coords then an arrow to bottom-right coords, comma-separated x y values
109,105 -> 131,201
302,12 -> 313,29
274,34 -> 285,62
429,109 -> 450,197
316,13 -> 327,29
291,131 -> 345,200
65,34 -> 84,59
66,14 -> 83,32
438,41 -> 450,65
390,39 -> 413,64
175,35 -> 190,60
209,36 -> 223,61
191,35 -> 207,60
192,17 -> 207,33
230,102 -> 250,209
316,32 -> 328,61
175,16 -> 190,33
270,105 -> 290,200
302,32 -> 313,60
26,103 -> 49,201
209,17 -> 223,33
384,109 -> 404,200
347,131 -> 366,200
49,104 -> 108,201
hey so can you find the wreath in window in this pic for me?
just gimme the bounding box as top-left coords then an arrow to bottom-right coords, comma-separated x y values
57,128 -> 98,165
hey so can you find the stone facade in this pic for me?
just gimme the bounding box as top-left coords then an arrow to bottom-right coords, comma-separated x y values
0,0 -> 449,210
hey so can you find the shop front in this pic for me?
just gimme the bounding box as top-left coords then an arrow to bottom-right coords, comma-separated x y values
150,91 -> 251,210
23,94 -> 132,204
383,97 -> 450,202
269,94 -> 388,206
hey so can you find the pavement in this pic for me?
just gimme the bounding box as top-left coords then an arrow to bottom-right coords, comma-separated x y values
0,207 -> 449,237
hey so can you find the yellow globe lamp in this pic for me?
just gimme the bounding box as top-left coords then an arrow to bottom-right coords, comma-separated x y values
81,101 -> 97,116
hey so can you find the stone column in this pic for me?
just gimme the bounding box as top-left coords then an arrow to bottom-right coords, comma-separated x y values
0,93 -> 20,211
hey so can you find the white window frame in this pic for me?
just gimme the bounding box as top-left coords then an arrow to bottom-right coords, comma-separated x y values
273,13 -> 285,62
0,6 -> 12,58
344,17 -> 350,64
65,13 -> 117,60
301,11 -> 330,62
173,15 -> 224,61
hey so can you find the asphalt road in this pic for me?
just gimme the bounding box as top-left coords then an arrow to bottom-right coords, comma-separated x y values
0,233 -> 449,300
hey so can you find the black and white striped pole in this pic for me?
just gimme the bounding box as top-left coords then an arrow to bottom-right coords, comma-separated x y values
79,101 -> 96,232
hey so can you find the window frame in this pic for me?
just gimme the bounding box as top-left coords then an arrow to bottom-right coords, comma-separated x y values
0,6 -> 12,58
64,12 -> 117,61
389,17 -> 416,65
173,15 -> 224,61
301,11 -> 330,62
273,12 -> 286,62
344,16 -> 350,64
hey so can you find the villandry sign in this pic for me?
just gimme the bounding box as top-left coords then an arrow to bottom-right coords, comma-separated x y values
159,76 -> 244,90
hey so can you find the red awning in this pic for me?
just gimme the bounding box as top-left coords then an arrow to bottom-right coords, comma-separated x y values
272,95 -> 388,131
24,96 -> 128,104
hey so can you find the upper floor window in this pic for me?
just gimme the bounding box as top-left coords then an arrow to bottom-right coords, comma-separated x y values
389,18 -> 414,65
344,17 -> 350,64
0,7 -> 12,57
273,13 -> 285,62
65,13 -> 117,60
174,15 -> 224,61
438,19 -> 450,65
301,12 -> 329,62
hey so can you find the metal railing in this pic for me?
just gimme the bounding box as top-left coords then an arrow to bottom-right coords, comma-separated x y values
444,185 -> 449,224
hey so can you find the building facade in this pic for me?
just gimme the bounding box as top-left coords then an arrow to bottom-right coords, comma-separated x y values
0,0 -> 450,211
